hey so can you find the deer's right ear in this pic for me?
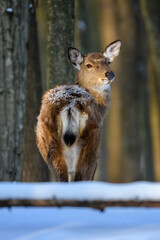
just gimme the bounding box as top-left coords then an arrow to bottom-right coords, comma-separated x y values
68,47 -> 84,70
103,40 -> 121,63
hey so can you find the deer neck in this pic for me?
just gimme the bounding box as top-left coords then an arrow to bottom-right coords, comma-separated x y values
86,85 -> 111,107
76,73 -> 111,108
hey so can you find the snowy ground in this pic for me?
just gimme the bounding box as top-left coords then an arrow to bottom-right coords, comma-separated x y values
1,206 -> 160,240
1,181 -> 160,239
1,181 -> 160,201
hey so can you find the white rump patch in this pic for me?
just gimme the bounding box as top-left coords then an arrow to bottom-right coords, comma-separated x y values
60,106 -> 80,138
60,106 -> 88,181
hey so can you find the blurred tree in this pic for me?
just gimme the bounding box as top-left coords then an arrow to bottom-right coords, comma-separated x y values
116,0 -> 154,181
77,0 -> 101,53
0,0 -> 29,181
140,0 -> 160,181
98,0 -> 154,182
47,0 -> 75,87
98,0 -> 123,182
23,1 -> 50,182
36,0 -> 48,91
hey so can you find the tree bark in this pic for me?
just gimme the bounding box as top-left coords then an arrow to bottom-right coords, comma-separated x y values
0,0 -> 29,181
47,0 -> 75,88
22,2 -> 50,182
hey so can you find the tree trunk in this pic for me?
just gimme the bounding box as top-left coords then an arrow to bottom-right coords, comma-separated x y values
77,0 -> 101,53
36,0 -> 48,91
140,0 -> 160,181
97,0 -> 123,182
47,0 -> 75,88
0,0 -> 29,181
22,2 -> 50,182
116,0 -> 154,181
98,0 -> 154,182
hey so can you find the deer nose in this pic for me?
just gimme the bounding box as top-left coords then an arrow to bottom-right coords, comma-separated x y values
105,71 -> 115,80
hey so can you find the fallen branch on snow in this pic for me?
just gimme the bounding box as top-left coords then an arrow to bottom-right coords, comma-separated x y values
1,181 -> 160,211
1,199 -> 160,211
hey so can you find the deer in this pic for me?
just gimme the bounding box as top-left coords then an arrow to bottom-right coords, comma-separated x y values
36,40 -> 121,182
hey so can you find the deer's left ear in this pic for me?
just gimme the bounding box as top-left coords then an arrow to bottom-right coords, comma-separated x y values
68,47 -> 84,70
103,40 -> 121,63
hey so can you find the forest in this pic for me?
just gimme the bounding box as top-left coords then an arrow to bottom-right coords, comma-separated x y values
0,0 -> 159,183
0,1 -> 160,239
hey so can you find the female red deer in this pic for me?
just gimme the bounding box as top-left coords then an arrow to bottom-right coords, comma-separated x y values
36,40 -> 121,182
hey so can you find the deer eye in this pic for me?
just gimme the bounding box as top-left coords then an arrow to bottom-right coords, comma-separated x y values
86,64 -> 93,69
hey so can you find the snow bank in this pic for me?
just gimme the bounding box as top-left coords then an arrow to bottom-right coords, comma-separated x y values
0,181 -> 160,201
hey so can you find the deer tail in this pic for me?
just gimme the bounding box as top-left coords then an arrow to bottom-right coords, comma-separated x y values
60,106 -> 80,147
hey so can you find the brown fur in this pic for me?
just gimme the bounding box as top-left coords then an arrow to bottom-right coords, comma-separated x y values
36,85 -> 104,181
36,43 -> 121,182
